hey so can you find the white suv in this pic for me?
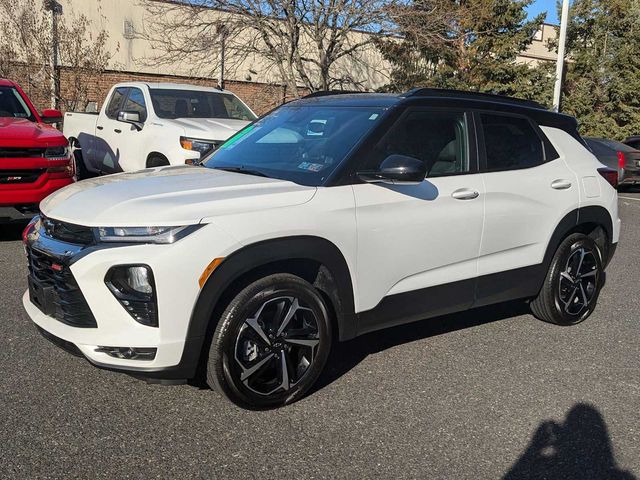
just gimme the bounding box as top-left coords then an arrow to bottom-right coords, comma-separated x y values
23,89 -> 620,409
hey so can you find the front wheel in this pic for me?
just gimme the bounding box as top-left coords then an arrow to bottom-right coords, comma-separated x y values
146,154 -> 170,168
206,274 -> 332,409
531,233 -> 603,325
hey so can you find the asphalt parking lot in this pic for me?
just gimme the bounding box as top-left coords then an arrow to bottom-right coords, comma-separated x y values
1,196 -> 639,479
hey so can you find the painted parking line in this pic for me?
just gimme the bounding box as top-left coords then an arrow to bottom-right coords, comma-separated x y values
618,196 -> 640,202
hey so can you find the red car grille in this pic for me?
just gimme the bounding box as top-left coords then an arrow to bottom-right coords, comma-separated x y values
0,169 -> 45,184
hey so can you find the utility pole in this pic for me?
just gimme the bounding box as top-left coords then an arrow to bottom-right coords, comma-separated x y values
216,23 -> 228,90
44,0 -> 63,109
552,0 -> 570,112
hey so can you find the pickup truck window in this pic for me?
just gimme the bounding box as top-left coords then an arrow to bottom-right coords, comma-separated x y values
149,89 -> 257,121
122,87 -> 147,122
203,105 -> 383,186
0,86 -> 35,121
106,87 -> 129,119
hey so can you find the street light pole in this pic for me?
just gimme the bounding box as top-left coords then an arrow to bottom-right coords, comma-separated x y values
552,0 -> 570,112
44,0 -> 63,109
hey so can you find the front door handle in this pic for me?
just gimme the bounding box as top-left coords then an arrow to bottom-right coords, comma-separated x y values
551,179 -> 572,190
114,129 -> 122,134
96,125 -> 103,130
451,188 -> 480,200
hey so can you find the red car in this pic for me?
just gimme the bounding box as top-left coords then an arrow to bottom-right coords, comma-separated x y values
0,79 -> 74,223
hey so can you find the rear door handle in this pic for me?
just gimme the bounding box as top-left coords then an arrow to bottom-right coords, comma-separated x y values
551,179 -> 572,190
451,188 -> 480,200
96,126 -> 103,130
114,129 -> 122,134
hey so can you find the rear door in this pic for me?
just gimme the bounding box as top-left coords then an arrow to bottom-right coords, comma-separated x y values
475,111 -> 579,305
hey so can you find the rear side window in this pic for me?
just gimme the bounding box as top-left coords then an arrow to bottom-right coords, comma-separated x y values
122,88 -> 147,122
105,87 -> 128,119
481,113 -> 544,171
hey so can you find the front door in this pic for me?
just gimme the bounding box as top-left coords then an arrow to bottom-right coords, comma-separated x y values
352,108 -> 485,333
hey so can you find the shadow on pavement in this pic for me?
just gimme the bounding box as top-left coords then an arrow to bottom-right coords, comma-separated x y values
314,300 -> 528,392
503,403 -> 635,480
0,222 -> 27,242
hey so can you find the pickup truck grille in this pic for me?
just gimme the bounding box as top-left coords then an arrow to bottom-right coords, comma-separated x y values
42,216 -> 95,245
0,169 -> 44,184
0,147 -> 46,158
27,247 -> 97,328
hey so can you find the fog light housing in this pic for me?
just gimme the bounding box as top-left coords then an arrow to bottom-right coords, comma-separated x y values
105,265 -> 158,327
95,346 -> 157,360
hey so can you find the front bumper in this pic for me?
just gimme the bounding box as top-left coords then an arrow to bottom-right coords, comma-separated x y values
22,217 -> 238,382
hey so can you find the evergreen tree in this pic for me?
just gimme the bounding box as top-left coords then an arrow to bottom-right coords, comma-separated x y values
561,0 -> 640,139
378,0 -> 553,104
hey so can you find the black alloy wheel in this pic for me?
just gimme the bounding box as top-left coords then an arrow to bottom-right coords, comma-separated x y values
207,274 -> 332,409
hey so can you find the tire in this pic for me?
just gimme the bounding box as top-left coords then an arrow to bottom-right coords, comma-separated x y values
531,233 -> 603,326
146,155 -> 169,168
206,273 -> 332,409
72,147 -> 90,180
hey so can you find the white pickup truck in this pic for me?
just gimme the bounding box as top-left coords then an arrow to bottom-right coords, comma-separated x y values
63,82 -> 257,175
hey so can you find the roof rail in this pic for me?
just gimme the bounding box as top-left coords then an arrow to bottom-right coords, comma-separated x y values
402,88 -> 544,109
302,90 -> 367,99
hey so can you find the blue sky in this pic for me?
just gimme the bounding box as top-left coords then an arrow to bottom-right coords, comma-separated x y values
527,0 -> 561,25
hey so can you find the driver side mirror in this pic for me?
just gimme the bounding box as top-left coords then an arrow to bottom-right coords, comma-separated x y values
40,109 -> 63,124
357,154 -> 427,185
117,111 -> 143,130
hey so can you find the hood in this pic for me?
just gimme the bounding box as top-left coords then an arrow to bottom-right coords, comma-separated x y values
40,166 -> 316,227
0,117 -> 66,147
169,117 -> 251,140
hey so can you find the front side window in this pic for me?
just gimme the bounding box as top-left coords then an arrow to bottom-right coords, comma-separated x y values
363,109 -> 469,177
150,89 -> 257,121
106,87 -> 128,119
203,105 -> 384,186
0,86 -> 35,121
122,88 -> 147,122
481,113 -> 544,171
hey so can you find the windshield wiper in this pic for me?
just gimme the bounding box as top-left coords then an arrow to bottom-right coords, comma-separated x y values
214,166 -> 269,178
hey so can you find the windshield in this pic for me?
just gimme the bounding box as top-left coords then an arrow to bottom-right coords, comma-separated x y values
202,105 -> 384,186
149,88 -> 256,121
0,86 -> 35,121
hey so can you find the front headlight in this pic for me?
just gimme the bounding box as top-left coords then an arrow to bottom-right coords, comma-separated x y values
180,136 -> 217,155
44,146 -> 70,160
95,225 -> 201,244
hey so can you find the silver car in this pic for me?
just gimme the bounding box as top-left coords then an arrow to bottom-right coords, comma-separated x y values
585,137 -> 640,188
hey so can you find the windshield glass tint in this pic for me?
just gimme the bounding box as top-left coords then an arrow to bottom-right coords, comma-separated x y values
203,105 -> 384,186
0,87 -> 34,120
149,89 -> 256,121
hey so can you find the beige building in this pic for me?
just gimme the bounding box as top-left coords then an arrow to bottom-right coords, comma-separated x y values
13,0 -> 559,114
518,23 -> 559,65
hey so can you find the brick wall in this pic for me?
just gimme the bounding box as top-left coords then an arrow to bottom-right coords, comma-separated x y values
7,64 -> 307,116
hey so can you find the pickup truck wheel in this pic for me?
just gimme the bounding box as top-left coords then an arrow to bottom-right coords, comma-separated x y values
530,233 -> 603,326
206,273 -> 332,409
146,155 -> 169,168
72,149 -> 90,180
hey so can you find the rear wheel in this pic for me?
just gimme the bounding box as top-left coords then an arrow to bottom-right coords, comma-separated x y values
206,274 -> 332,409
531,233 -> 603,325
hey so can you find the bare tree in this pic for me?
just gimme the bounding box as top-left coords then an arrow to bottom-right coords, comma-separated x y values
0,0 -> 117,111
139,0 -> 392,98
